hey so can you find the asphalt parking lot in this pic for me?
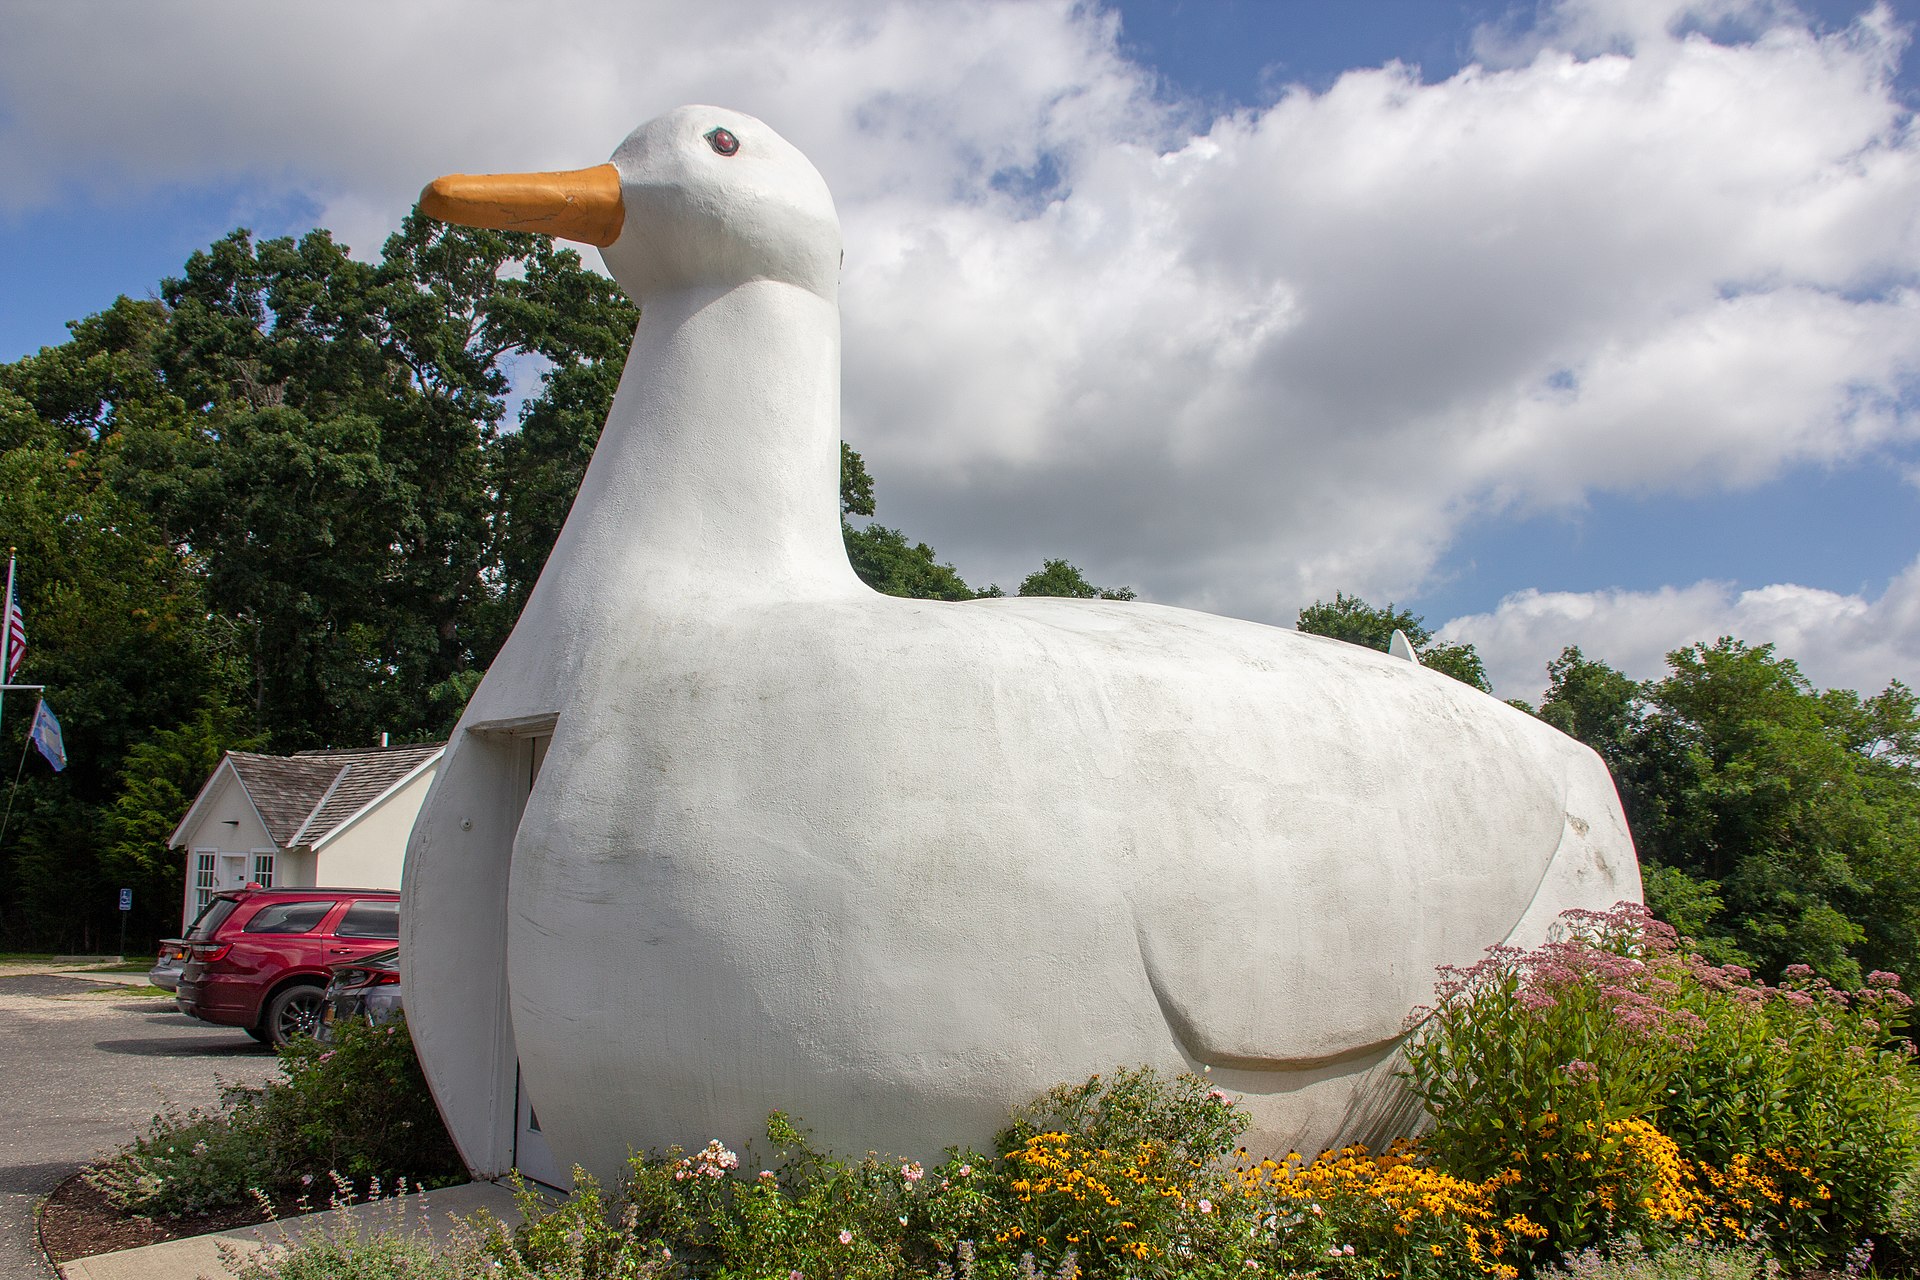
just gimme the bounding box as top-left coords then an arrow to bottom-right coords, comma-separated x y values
0,965 -> 280,1279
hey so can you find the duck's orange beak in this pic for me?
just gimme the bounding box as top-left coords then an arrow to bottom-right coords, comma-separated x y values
418,164 -> 625,247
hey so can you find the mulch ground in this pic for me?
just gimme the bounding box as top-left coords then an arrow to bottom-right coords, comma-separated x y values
37,1168 -> 310,1263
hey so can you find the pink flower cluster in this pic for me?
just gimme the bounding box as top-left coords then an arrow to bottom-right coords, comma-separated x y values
671,1139 -> 740,1181
1419,902 -> 1713,1048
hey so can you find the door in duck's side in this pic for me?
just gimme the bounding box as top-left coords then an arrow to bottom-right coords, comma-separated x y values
511,732 -> 571,1190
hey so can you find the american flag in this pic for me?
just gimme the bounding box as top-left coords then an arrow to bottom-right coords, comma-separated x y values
4,579 -> 23,681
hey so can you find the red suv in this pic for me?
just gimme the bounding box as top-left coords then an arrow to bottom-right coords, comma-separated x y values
176,887 -> 401,1046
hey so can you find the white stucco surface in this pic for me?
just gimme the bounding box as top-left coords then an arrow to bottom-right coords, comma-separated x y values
402,106 -> 1640,1185
177,767 -> 273,853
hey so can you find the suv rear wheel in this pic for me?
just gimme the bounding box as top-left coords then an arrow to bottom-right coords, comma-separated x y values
262,983 -> 326,1047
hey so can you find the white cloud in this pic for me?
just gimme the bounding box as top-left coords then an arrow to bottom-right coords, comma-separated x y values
1438,556 -> 1920,700
842,2 -> 1920,609
1,0 -> 1915,618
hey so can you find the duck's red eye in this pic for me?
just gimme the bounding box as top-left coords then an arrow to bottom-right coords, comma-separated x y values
705,127 -> 739,157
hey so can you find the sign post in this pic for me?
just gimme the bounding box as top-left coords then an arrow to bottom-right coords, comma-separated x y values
117,888 -> 132,961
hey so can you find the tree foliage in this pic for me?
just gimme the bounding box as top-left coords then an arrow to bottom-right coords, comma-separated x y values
1017,558 -> 1135,601
837,442 -> 998,600
1295,591 -> 1491,691
843,524 -> 989,601
1539,640 -> 1920,984
0,219 -> 636,949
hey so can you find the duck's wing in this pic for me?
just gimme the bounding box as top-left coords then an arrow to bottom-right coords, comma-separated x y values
993,600 -> 1594,1069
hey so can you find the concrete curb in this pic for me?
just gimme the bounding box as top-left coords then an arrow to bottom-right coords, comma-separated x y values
55,1181 -> 525,1280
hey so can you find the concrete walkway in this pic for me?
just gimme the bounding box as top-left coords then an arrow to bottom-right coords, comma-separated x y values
6,958 -> 541,1278
58,1180 -> 526,1280
0,960 -> 280,1279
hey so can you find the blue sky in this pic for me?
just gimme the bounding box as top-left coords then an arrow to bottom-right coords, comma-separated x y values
2,1 -> 1916,698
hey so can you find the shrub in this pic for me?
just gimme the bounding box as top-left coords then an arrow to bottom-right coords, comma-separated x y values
223,1227 -> 462,1280
999,1068 -> 1247,1170
986,1067 -> 1248,1274
1401,903 -> 1920,1270
87,1094 -> 276,1215
1659,964 -> 1919,1263
625,1118 -> 935,1280
86,1014 -> 463,1218
1402,908 -> 1703,1255
1544,1234 -> 1780,1280
263,1014 -> 464,1188
198,1000 -> 1920,1280
500,1114 -> 985,1280
1238,1141 -> 1547,1279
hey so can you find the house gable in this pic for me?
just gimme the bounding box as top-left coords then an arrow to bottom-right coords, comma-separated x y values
170,758 -> 275,854
304,745 -> 444,850
315,757 -> 442,890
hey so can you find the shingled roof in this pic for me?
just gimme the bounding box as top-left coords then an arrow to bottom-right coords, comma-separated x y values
186,743 -> 445,850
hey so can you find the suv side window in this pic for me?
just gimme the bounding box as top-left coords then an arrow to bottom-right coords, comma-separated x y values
242,900 -> 336,935
334,900 -> 400,940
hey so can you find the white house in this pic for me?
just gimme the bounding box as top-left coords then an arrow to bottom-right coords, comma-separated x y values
171,742 -> 445,930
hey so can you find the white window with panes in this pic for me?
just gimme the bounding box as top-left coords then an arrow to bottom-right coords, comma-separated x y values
194,852 -> 217,913
252,852 -> 275,888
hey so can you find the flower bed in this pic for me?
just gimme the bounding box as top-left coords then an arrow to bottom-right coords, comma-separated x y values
84,905 -> 1920,1278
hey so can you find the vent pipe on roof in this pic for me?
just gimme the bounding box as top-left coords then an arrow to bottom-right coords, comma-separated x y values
381,731 -> 389,748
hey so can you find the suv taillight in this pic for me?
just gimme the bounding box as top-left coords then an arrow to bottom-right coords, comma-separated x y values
192,942 -> 231,963
339,968 -> 399,989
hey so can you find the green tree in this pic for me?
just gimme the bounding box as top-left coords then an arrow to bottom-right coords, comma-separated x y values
844,524 -> 986,600
0,308 -> 242,947
1538,645 -> 1643,762
112,219 -> 636,750
839,441 -> 875,518
116,226 -> 463,748
1540,638 -> 1920,984
484,233 -> 639,633
1295,591 -> 1491,691
0,217 -> 636,947
838,442 -> 998,600
1017,558 -> 1135,601
1648,641 -> 1919,984
102,698 -> 260,944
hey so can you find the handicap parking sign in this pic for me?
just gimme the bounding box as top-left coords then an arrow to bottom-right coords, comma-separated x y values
118,888 -> 132,912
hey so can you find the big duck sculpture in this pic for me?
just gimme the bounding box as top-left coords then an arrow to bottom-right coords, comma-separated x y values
401,106 -> 1638,1184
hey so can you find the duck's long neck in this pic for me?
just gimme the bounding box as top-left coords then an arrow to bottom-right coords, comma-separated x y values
545,279 -> 863,607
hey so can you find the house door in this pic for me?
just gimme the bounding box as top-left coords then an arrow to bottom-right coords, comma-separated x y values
218,853 -> 249,892
511,734 -> 569,1190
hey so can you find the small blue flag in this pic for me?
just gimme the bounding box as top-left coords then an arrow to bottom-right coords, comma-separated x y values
30,699 -> 65,772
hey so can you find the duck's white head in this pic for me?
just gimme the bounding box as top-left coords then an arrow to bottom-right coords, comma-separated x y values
421,106 -> 841,303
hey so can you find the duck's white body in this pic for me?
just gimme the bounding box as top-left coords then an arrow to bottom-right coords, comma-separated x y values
402,108 -> 1638,1184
